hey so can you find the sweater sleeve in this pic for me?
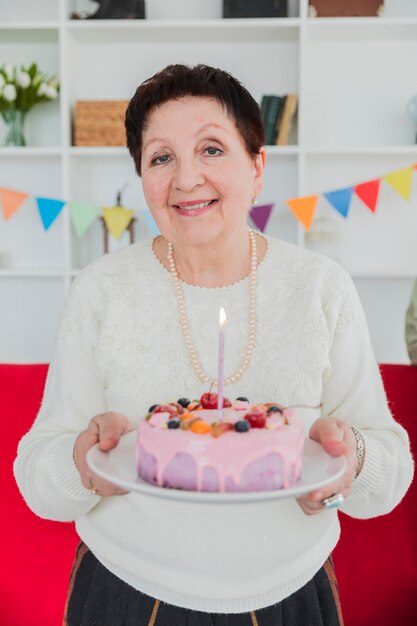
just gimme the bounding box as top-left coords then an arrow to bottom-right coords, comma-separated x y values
405,278 -> 417,365
13,266 -> 107,522
320,263 -> 414,519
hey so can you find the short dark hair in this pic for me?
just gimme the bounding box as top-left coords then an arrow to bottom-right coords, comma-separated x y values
125,64 -> 265,176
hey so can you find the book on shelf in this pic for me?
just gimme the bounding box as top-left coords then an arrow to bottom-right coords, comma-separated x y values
260,93 -> 298,145
223,0 -> 288,18
260,94 -> 286,145
276,93 -> 298,146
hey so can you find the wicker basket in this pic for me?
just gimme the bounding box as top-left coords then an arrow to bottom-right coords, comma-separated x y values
73,100 -> 129,147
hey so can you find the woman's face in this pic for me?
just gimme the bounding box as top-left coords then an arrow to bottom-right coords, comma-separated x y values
140,96 -> 265,247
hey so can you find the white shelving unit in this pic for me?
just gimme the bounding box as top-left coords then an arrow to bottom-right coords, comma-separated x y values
1,0 -> 417,362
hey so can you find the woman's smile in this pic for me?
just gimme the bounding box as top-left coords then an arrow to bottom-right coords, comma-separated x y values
172,198 -> 218,217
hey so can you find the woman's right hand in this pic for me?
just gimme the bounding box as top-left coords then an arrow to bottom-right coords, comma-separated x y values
73,412 -> 134,497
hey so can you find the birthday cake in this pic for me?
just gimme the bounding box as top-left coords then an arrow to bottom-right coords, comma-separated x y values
136,393 -> 304,492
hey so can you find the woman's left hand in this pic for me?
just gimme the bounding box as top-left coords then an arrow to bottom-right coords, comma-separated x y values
296,416 -> 357,516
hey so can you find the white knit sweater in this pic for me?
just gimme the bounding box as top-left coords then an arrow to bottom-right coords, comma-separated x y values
14,237 -> 413,613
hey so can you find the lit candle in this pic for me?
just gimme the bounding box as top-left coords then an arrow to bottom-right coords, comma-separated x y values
217,307 -> 227,421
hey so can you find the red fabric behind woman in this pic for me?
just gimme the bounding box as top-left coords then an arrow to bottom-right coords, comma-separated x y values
1,363 -> 416,625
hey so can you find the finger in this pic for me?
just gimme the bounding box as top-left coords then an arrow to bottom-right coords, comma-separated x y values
296,496 -> 326,516
310,417 -> 348,457
92,413 -> 133,451
86,477 -> 129,497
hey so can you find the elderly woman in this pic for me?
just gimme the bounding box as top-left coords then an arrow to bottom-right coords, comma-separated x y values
14,64 -> 413,626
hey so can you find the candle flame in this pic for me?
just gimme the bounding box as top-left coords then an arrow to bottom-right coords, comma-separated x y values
219,307 -> 227,326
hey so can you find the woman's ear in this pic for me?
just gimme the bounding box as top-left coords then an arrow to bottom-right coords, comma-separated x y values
253,147 -> 266,197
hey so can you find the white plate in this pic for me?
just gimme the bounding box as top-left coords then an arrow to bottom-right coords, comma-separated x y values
87,431 -> 347,504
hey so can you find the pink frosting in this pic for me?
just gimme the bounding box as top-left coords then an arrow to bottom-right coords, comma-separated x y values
136,407 -> 304,492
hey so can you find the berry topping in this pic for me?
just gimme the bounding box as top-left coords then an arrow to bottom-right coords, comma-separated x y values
190,420 -> 211,434
200,392 -> 232,409
180,412 -> 194,421
245,410 -> 266,429
177,397 -> 191,408
235,419 -> 250,432
236,396 -> 249,402
267,405 -> 283,415
154,404 -> 178,417
211,422 -> 233,438
148,404 -> 158,413
188,400 -> 202,411
200,392 -> 218,409
167,417 -> 181,429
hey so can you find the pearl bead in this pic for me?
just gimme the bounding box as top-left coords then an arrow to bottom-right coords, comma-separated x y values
167,229 -> 264,386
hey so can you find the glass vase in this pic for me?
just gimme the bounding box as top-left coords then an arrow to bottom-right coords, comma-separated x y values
1,109 -> 27,147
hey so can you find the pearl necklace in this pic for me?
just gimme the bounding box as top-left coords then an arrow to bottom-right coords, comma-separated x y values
167,229 -> 258,387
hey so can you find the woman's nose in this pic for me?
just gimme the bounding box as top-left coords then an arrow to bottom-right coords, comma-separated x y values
173,157 -> 205,191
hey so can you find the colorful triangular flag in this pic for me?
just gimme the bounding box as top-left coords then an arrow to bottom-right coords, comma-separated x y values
69,202 -> 101,238
324,187 -> 354,218
286,195 -> 318,231
36,197 -> 66,230
383,166 -> 413,201
142,209 -> 159,236
249,203 -> 274,233
102,206 -> 134,239
354,179 -> 381,213
0,187 -> 29,220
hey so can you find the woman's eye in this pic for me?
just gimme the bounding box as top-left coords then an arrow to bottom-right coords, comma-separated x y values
151,154 -> 170,166
205,146 -> 223,156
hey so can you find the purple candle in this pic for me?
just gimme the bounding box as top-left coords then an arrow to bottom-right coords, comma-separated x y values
217,307 -> 227,421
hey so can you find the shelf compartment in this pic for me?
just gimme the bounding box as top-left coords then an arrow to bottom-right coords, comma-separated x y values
65,32 -> 299,118
0,155 -> 65,271
0,277 -> 65,362
303,154 -> 417,277
303,31 -> 417,149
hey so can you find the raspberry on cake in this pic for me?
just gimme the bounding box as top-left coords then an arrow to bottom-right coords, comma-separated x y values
136,393 -> 304,493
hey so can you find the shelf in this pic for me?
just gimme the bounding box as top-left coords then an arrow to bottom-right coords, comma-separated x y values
306,146 -> 417,156
0,147 -> 62,157
68,147 -> 128,157
0,22 -> 60,30
307,17 -> 417,26
0,270 -> 66,278
66,17 -> 301,30
266,146 -> 299,156
66,17 -> 300,44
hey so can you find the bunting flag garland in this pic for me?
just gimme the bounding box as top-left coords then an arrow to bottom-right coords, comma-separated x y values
1,162 -> 417,235
286,195 -> 318,231
102,206 -> 134,239
142,209 -> 160,236
354,179 -> 380,213
383,166 -> 413,201
0,187 -> 29,220
249,203 -> 273,232
69,202 -> 101,237
36,197 -> 66,230
324,187 -> 354,219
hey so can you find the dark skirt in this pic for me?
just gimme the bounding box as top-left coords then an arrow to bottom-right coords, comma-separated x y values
63,543 -> 344,626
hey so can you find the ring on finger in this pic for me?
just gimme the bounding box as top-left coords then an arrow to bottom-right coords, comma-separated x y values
87,478 -> 100,496
321,493 -> 344,509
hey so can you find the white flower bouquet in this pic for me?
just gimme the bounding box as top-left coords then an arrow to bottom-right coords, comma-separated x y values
0,63 -> 60,146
